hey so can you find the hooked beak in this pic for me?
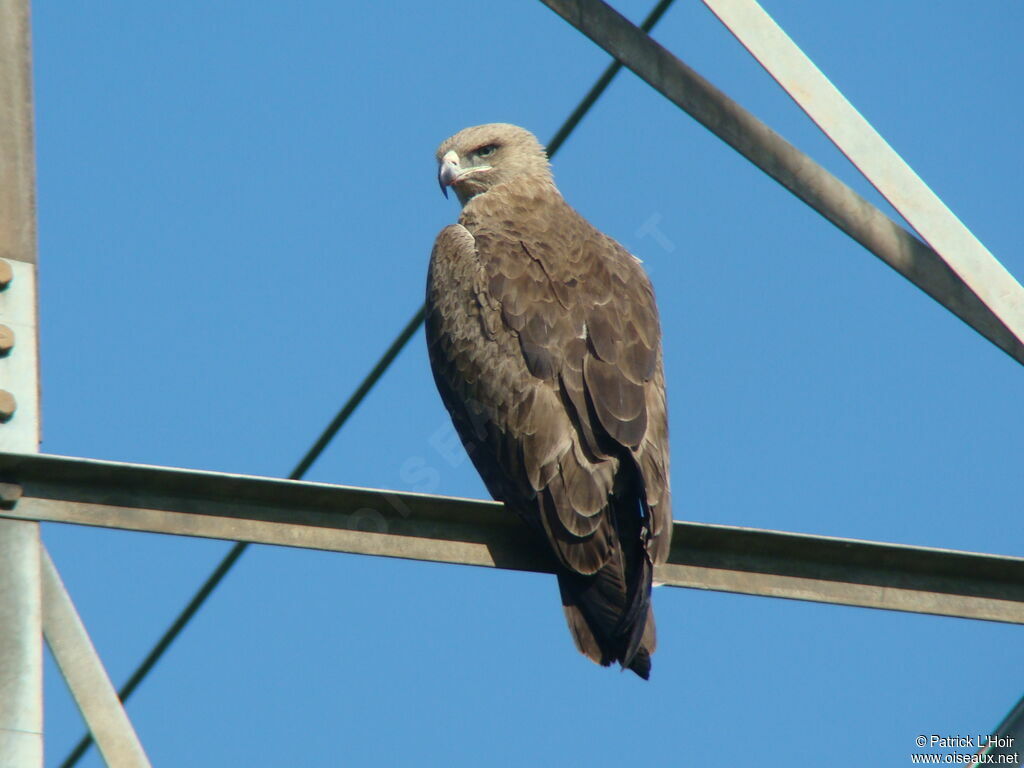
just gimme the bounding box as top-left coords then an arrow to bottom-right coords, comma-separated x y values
437,149 -> 491,199
438,151 -> 460,199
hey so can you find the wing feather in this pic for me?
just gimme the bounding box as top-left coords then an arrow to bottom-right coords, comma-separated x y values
426,180 -> 672,674
427,188 -> 671,565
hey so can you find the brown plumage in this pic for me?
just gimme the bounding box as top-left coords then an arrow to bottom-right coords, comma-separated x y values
425,123 -> 671,678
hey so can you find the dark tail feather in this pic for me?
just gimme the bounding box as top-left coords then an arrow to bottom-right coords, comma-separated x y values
628,646 -> 652,680
558,542 -> 656,679
554,456 -> 658,678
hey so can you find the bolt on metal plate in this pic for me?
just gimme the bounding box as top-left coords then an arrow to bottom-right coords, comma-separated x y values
0,390 -> 16,422
0,325 -> 13,356
0,483 -> 21,509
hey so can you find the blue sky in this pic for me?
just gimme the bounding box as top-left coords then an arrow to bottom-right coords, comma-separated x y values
30,1 -> 1022,765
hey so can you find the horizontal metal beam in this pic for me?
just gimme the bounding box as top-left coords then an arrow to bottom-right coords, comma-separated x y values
537,0 -> 1024,367
1,452 -> 1022,624
41,548 -> 151,768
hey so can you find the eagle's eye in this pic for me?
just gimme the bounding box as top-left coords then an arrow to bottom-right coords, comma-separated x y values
476,144 -> 499,159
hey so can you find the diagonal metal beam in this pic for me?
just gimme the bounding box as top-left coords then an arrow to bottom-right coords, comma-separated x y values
702,0 -> 1024,351
975,693 -> 1024,763
1,452 -> 1022,624
537,0 -> 1024,367
41,548 -> 151,768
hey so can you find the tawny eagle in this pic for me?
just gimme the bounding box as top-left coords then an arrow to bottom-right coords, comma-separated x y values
425,123 -> 671,678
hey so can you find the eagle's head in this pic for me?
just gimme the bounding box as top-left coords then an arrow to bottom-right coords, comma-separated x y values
436,123 -> 552,206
